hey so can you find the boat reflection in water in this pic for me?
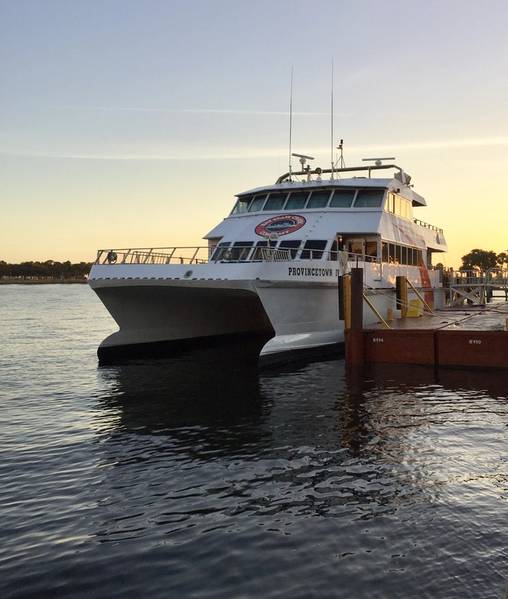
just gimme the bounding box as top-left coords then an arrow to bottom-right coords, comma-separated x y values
92,348 -> 507,597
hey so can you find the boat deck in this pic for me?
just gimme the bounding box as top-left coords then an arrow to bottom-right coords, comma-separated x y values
371,303 -> 508,332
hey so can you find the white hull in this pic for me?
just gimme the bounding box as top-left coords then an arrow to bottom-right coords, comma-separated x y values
89,260 -> 442,362
89,160 -> 447,362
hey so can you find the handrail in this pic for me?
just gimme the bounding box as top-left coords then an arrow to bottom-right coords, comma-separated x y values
95,247 -> 209,265
94,246 -> 385,266
276,163 -> 402,184
413,218 -> 444,234
442,268 -> 508,287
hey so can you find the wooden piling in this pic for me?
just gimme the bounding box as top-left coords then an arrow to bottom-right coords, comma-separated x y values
345,268 -> 364,367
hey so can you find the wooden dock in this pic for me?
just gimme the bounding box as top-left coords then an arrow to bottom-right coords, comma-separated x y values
344,268 -> 508,370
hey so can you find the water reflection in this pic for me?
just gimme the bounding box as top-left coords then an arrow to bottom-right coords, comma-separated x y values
97,343 -> 267,458
86,348 -> 508,598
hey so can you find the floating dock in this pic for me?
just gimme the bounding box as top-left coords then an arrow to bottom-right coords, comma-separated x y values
344,268 -> 508,369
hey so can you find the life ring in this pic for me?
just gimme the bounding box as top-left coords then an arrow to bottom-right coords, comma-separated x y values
106,250 -> 117,264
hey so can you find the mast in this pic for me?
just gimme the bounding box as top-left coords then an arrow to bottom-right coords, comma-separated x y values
288,66 -> 294,181
330,58 -> 335,180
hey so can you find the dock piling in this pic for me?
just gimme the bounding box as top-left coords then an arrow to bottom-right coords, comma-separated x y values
345,268 -> 365,367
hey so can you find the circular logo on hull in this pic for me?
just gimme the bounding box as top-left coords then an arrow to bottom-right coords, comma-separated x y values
255,214 -> 306,238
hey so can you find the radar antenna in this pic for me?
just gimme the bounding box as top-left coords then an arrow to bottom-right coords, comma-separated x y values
362,157 -> 396,166
335,139 -> 346,169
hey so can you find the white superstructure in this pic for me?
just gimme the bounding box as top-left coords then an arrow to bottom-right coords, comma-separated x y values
88,161 -> 447,362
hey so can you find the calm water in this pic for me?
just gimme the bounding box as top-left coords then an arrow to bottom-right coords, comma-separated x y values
1,285 -> 507,598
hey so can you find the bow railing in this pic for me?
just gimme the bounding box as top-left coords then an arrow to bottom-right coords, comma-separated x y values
95,247 -> 210,265
94,246 -> 382,266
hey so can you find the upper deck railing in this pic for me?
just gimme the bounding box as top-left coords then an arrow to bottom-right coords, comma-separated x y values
94,246 -> 379,266
413,218 -> 444,233
95,247 -> 210,265
276,163 -> 404,184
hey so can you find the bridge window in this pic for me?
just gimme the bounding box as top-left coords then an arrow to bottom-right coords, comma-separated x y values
232,196 -> 252,214
263,193 -> 288,211
330,189 -> 356,207
278,240 -> 301,258
354,189 -> 385,207
248,194 -> 267,212
211,242 -> 231,261
285,191 -> 309,210
306,190 -> 331,209
230,241 -> 254,261
300,240 -> 327,259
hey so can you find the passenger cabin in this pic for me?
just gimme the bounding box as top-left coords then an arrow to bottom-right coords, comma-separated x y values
205,163 -> 447,268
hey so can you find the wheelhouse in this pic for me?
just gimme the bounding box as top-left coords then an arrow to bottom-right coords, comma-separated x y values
206,163 -> 447,268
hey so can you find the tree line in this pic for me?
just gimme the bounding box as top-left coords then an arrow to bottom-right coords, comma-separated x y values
459,249 -> 508,272
0,260 -> 93,280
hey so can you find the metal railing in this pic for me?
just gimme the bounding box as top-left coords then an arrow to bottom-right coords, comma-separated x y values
260,247 -> 293,261
413,218 -> 444,233
95,246 -> 382,267
442,269 -> 508,286
95,247 -> 210,265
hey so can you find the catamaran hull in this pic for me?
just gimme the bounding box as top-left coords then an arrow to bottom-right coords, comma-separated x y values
89,276 -> 406,364
91,281 -> 275,363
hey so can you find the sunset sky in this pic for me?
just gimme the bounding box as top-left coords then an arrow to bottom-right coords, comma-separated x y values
2,0 -> 508,267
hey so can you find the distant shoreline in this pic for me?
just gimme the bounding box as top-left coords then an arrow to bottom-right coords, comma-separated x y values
0,279 -> 88,285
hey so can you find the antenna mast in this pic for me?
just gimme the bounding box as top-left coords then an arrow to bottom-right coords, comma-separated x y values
330,58 -> 335,180
337,139 -> 345,168
288,66 -> 294,181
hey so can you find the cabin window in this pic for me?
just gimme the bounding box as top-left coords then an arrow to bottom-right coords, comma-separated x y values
386,193 -> 413,219
365,241 -> 378,259
211,242 -> 231,261
330,189 -> 355,207
354,189 -> 385,207
248,194 -> 267,212
232,197 -> 251,214
380,244 -> 423,265
405,247 -> 411,265
285,191 -> 309,210
404,199 -> 412,219
306,190 -> 331,209
347,239 -> 364,256
251,240 -> 276,260
230,241 -> 253,261
300,240 -> 327,259
263,193 -> 288,211
278,240 -> 301,258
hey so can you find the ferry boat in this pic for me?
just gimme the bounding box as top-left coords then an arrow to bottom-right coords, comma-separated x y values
88,157 -> 447,363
